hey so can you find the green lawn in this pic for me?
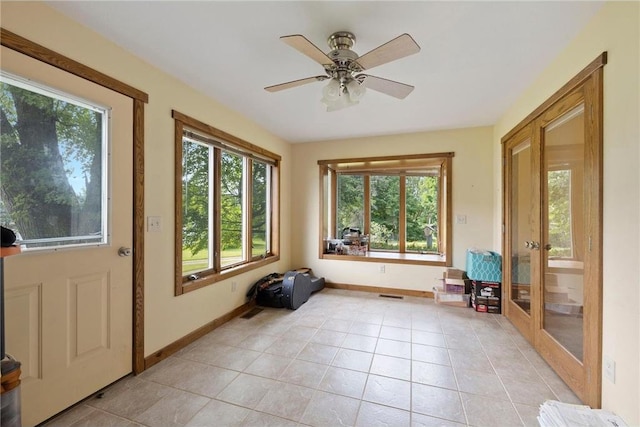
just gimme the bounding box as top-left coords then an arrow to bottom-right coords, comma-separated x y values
182,240 -> 266,275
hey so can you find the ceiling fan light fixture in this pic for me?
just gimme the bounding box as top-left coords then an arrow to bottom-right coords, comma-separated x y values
321,79 -> 341,102
346,79 -> 366,102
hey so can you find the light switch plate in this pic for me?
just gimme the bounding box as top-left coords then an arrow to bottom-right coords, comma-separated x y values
604,355 -> 615,383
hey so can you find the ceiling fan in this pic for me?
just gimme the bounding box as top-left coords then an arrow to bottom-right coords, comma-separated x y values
265,31 -> 421,112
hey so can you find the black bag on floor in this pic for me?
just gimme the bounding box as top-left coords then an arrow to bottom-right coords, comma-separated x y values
253,269 -> 325,310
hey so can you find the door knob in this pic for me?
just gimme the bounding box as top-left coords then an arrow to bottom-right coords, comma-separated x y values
530,241 -> 540,250
524,241 -> 531,249
118,247 -> 132,257
543,243 -> 552,251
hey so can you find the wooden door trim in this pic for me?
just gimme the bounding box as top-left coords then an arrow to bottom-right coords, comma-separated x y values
501,52 -> 607,143
1,28 -> 149,374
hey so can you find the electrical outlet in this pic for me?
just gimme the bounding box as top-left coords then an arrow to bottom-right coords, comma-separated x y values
231,281 -> 237,292
456,214 -> 467,224
147,216 -> 162,232
379,264 -> 386,274
604,356 -> 615,383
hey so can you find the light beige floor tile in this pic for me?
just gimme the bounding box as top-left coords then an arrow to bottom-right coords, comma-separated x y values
42,404 -> 96,427
297,342 -> 339,365
461,392 -> 523,426
244,353 -> 293,379
263,335 -> 308,358
255,382 -> 314,421
133,389 -> 209,427
321,318 -> 353,332
236,333 -> 280,352
355,312 -> 384,325
444,333 -> 483,351
310,329 -> 347,346
382,315 -> 412,328
513,403 -> 541,427
494,364 -> 544,386
318,366 -> 368,399
454,368 -> 509,400
363,374 -> 411,410
412,343 -> 451,366
296,314 -> 328,328
412,361 -> 457,390
70,410 -> 144,427
300,390 -> 360,426
279,359 -> 328,388
332,348 -> 374,372
87,376 -> 173,419
370,354 -> 411,381
376,338 -> 412,359
448,347 -> 490,369
211,346 -> 262,371
412,319 -> 444,334
174,341 -> 233,365
410,412 -> 466,426
240,410 -> 299,427
216,373 -> 277,408
342,333 -> 378,352
349,321 -> 382,337
202,327 -> 252,347
411,383 -> 465,424
284,325 -> 320,341
412,330 -> 447,348
185,399 -> 250,427
502,377 -> 557,406
356,401 -> 410,427
379,325 -> 412,342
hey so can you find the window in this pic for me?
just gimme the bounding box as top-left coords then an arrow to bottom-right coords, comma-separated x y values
319,153 -> 453,266
174,111 -> 280,295
0,73 -> 108,250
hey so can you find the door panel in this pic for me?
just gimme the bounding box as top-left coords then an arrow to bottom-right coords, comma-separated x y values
502,63 -> 603,408
1,47 -> 133,427
542,103 -> 585,362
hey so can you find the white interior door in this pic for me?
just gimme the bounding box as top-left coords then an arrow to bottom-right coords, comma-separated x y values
1,46 -> 133,427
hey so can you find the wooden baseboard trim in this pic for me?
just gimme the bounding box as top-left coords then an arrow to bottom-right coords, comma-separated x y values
325,282 -> 434,299
143,300 -> 256,371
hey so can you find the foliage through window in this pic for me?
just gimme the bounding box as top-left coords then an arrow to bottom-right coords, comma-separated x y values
0,73 -> 107,249
320,153 -> 452,265
174,111 -> 280,295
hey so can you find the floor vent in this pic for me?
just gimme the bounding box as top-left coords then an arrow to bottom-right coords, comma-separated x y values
240,307 -> 264,319
379,294 -> 404,299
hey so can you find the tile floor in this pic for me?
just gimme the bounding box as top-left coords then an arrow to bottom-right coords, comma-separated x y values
43,288 -> 581,427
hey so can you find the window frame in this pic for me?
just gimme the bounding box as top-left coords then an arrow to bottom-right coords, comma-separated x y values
318,152 -> 453,266
173,110 -> 280,295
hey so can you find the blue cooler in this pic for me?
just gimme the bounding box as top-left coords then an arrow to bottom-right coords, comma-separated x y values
466,249 -> 502,282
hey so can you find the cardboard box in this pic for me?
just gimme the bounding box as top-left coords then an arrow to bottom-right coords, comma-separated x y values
432,286 -> 470,308
472,280 -> 501,298
466,249 -> 502,282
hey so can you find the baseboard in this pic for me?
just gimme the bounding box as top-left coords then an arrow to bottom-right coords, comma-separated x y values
325,282 -> 434,299
143,300 -> 256,371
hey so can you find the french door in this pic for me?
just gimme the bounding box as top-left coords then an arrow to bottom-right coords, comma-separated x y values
502,54 -> 605,407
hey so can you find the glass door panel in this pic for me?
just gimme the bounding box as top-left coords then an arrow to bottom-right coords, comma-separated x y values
510,139 -> 533,314
542,104 -> 585,361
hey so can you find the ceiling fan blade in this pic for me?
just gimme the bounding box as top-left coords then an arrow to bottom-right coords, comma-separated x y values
361,75 -> 414,99
355,34 -> 420,71
281,35 -> 334,66
264,75 -> 328,92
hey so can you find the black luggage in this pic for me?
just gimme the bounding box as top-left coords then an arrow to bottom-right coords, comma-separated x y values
252,269 -> 325,310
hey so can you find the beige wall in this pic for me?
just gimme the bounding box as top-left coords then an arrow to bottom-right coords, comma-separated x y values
0,2 -> 293,356
493,2 -> 640,424
290,127 -> 495,290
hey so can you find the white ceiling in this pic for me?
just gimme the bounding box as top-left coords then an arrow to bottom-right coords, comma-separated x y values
47,1 -> 603,144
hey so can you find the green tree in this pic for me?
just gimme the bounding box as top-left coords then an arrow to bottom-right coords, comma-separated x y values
0,82 -> 102,242
220,152 -> 243,251
182,140 -> 210,255
336,174 -> 364,235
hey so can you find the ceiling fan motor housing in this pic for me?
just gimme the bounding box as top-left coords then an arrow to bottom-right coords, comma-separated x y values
325,32 -> 363,81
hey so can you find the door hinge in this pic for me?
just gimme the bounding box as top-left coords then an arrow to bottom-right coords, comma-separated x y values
589,236 -> 592,252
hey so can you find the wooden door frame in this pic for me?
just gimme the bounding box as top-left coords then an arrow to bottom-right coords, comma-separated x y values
501,52 -> 606,407
1,28 -> 148,374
